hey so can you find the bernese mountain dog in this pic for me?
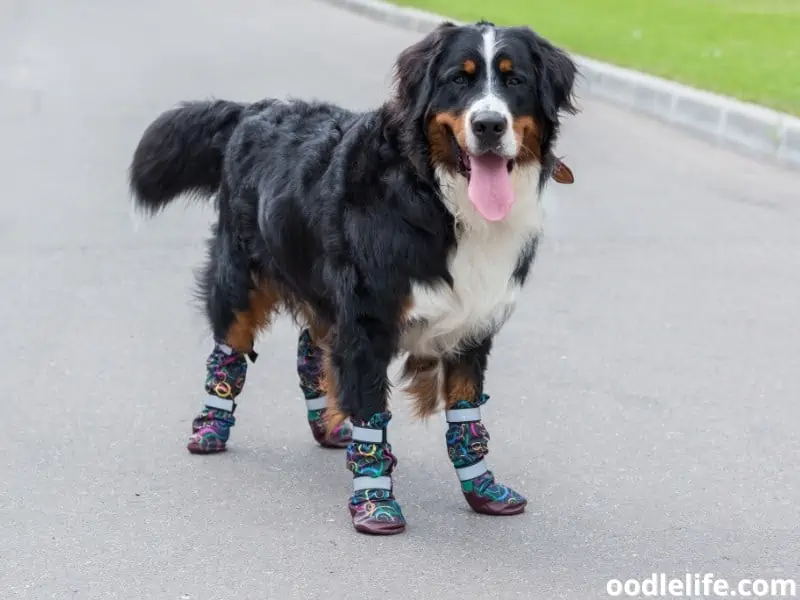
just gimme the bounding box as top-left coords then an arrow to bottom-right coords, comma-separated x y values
129,20 -> 578,535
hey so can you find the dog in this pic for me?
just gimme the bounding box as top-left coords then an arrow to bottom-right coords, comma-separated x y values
129,20 -> 578,535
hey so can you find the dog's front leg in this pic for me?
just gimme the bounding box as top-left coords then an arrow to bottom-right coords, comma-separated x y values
442,338 -> 528,516
328,314 -> 406,535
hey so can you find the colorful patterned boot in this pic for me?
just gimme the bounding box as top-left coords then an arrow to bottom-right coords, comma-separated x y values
445,394 -> 527,515
297,328 -> 352,448
346,412 -> 406,535
187,342 -> 248,454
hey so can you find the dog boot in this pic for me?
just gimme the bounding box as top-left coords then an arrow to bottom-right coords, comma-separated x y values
346,411 -> 406,535
445,394 -> 527,515
187,342 -> 249,454
297,328 -> 352,448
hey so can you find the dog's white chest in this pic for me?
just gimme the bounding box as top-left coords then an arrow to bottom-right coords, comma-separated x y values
403,238 -> 516,356
400,165 -> 544,357
402,221 -> 534,357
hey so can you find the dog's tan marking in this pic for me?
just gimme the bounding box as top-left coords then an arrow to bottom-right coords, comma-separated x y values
320,352 -> 389,434
297,303 -> 331,345
512,115 -> 541,165
434,112 -> 468,149
225,281 -> 281,352
317,342 -> 349,435
499,58 -> 513,73
443,364 -> 478,409
400,295 -> 415,321
463,59 -> 477,75
428,111 -> 468,169
401,356 -> 441,419
511,116 -> 575,184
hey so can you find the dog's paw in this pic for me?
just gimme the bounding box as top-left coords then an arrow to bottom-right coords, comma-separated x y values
462,471 -> 527,516
348,496 -> 407,535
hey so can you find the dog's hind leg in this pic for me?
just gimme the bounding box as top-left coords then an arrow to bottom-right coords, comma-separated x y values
187,218 -> 280,455
296,326 -> 352,448
442,337 -> 528,516
400,355 -> 443,419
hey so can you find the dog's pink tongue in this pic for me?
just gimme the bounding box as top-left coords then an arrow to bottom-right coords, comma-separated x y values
467,154 -> 514,221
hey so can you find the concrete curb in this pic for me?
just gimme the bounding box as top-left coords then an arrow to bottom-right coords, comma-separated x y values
322,0 -> 800,170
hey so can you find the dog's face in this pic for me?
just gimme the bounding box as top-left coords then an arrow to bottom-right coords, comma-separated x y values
393,21 -> 577,221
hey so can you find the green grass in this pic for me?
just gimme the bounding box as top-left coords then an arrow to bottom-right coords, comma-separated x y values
392,0 -> 800,115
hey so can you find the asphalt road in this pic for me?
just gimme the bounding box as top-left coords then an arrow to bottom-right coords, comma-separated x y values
2,0 -> 799,598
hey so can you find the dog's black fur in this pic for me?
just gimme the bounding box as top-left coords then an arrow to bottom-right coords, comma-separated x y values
129,21 -> 577,422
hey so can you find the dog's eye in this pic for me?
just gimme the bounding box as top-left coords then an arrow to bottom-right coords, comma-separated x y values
506,76 -> 522,86
452,73 -> 468,85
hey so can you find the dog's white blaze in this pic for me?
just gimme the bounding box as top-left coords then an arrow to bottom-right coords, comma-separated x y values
464,27 -> 517,157
402,164 -> 543,357
483,28 -> 497,91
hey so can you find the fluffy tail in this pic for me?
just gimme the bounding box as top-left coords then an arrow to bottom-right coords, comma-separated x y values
128,100 -> 246,214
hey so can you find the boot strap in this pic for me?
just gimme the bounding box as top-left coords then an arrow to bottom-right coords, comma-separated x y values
216,341 -> 257,363
305,396 -> 329,411
351,425 -> 387,444
445,407 -> 482,423
456,459 -> 489,481
353,476 -> 392,491
205,396 -> 236,413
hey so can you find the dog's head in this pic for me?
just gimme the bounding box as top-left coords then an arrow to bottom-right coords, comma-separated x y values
391,21 -> 578,221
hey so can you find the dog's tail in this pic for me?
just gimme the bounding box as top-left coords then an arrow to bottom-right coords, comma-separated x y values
128,100 -> 246,214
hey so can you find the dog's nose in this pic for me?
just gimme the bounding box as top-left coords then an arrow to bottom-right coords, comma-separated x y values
470,111 -> 508,146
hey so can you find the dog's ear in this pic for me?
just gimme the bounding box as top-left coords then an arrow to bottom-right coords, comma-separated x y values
393,22 -> 457,121
514,27 -> 578,186
539,44 -> 578,124
518,27 -> 578,124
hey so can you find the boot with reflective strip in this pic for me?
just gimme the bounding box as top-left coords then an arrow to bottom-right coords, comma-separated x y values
346,411 -> 406,535
187,342 -> 249,454
296,328 -> 352,448
445,394 -> 527,515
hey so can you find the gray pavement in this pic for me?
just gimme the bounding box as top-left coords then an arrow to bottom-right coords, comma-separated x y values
2,0 -> 799,598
